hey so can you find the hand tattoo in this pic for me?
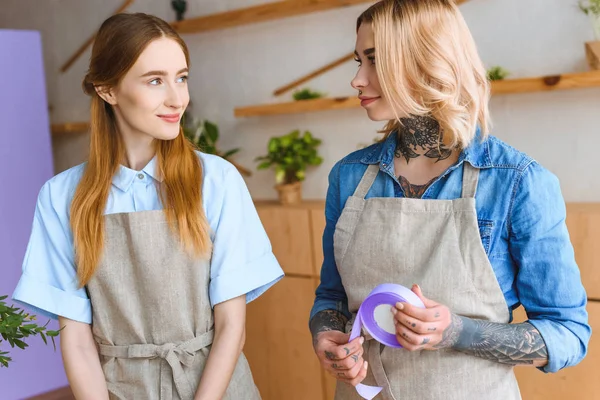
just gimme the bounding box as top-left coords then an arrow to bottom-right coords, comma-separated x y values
435,314 -> 548,366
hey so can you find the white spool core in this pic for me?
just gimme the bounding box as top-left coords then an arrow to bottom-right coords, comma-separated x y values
373,304 -> 396,334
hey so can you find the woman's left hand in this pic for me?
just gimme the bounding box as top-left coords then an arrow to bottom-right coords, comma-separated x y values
392,284 -> 454,351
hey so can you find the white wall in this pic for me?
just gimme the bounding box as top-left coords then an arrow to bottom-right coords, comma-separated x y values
1,0 -> 599,201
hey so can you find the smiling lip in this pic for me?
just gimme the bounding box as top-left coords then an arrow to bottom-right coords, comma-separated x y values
359,96 -> 380,107
157,114 -> 180,123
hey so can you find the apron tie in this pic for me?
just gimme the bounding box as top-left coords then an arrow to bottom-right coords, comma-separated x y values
98,330 -> 215,400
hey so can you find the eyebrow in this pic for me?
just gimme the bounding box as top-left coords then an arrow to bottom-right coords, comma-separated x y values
353,48 -> 375,57
140,67 -> 189,77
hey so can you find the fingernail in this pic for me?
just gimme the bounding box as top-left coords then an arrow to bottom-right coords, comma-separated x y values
416,284 -> 421,291
359,336 -> 365,344
364,361 -> 368,370
396,302 -> 404,310
391,307 -> 397,315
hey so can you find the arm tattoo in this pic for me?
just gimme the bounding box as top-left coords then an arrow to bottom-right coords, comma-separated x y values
309,310 -> 348,347
435,314 -> 548,366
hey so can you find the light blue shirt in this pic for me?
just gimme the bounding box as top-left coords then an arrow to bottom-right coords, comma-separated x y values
12,152 -> 284,324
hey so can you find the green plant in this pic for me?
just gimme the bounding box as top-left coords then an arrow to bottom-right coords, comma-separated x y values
183,116 -> 240,161
255,130 -> 323,185
292,87 -> 326,101
487,66 -> 510,81
580,0 -> 600,16
0,295 -> 60,368
171,0 -> 187,21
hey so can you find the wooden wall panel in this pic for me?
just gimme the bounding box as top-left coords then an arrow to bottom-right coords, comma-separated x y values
245,276 -> 323,400
566,203 -> 600,299
257,206 -> 314,276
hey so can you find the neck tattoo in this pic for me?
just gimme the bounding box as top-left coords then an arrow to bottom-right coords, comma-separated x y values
394,116 -> 453,164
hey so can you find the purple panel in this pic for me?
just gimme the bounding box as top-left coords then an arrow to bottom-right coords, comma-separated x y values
0,30 -> 68,399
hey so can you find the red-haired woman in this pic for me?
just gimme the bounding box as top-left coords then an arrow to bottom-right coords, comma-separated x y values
13,13 -> 283,400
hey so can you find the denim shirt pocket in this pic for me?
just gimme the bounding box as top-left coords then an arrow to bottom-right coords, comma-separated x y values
478,219 -> 494,255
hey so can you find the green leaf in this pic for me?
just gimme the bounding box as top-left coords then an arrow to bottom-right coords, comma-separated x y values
0,356 -> 11,368
268,138 -> 279,153
257,161 -> 272,170
0,295 -> 7,301
275,167 -> 286,184
204,121 -> 219,144
221,149 -> 240,159
12,339 -> 27,350
40,332 -> 48,345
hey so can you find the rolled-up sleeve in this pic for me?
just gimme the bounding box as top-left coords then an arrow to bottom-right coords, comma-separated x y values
509,161 -> 591,373
310,162 -> 351,322
12,182 -> 92,324
209,166 -> 284,307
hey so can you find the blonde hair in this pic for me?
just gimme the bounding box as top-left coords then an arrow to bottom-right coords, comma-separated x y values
357,0 -> 490,148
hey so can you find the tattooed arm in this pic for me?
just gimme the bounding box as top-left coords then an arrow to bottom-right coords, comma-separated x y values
436,314 -> 548,367
393,285 -> 548,367
309,310 -> 348,346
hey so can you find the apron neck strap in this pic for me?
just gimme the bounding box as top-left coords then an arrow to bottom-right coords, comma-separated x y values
353,164 -> 380,199
461,162 -> 480,198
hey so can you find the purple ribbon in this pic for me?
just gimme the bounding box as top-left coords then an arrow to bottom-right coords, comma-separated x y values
348,283 -> 426,399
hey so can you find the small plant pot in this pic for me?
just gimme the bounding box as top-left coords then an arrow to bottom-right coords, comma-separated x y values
585,40 -> 600,70
275,181 -> 302,205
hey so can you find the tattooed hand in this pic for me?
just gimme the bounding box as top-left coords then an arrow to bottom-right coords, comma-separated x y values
313,331 -> 368,386
391,284 -> 454,350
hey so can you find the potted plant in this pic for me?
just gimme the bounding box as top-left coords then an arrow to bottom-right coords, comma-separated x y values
580,0 -> 600,69
255,130 -> 323,205
486,66 -> 510,81
0,295 -> 60,368
171,0 -> 187,21
292,87 -> 326,101
183,113 -> 252,177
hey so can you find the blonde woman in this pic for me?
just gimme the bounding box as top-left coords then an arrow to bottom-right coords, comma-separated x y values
12,13 -> 283,399
310,1 -> 590,399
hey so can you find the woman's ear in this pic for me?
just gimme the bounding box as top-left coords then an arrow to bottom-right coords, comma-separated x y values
95,85 -> 117,105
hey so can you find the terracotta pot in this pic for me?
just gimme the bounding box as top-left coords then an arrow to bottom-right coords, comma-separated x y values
275,181 -> 302,205
585,40 -> 600,70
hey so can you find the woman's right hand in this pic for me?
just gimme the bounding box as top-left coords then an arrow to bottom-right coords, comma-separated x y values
313,331 -> 368,386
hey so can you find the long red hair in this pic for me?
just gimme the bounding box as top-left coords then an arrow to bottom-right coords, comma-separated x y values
72,13 -> 211,286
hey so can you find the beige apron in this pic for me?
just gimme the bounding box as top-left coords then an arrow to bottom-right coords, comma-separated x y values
333,163 -> 521,400
86,210 -> 261,400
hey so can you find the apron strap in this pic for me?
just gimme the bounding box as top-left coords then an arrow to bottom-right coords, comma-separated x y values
353,164 -> 380,199
98,330 -> 214,400
461,162 -> 480,199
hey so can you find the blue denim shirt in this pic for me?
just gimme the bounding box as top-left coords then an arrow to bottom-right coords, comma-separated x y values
311,131 -> 590,373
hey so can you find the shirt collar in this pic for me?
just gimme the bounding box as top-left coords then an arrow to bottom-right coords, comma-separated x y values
111,155 -> 163,192
359,126 -> 493,169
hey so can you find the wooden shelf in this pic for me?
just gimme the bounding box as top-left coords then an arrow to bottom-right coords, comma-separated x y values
51,122 -> 89,136
235,70 -> 600,117
171,0 -> 374,34
491,70 -> 600,94
235,96 -> 360,117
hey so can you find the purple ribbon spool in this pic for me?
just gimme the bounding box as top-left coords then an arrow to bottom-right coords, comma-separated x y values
348,283 -> 426,400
